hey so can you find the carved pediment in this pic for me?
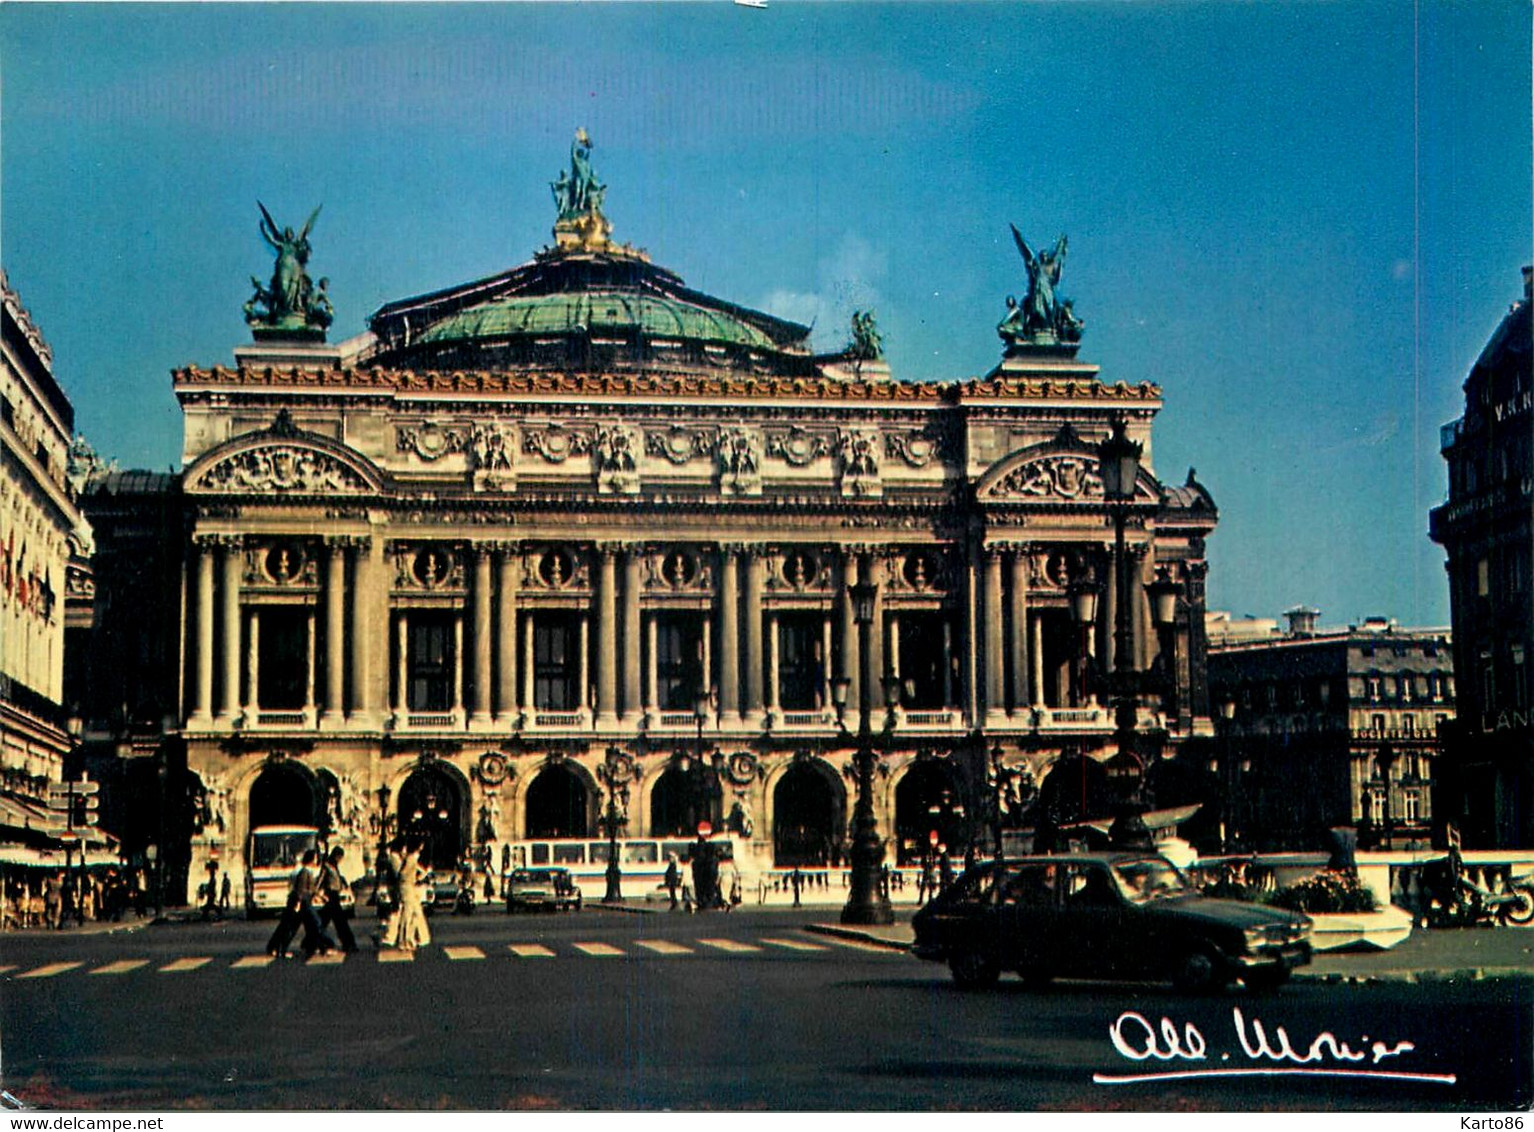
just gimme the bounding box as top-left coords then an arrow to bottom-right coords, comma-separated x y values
977,436 -> 1156,505
185,415 -> 384,496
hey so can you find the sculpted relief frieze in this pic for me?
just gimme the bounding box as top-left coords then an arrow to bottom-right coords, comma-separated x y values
646,425 -> 712,466
523,423 -> 592,465
837,428 -> 882,498
766,426 -> 831,468
717,426 -> 764,496
986,455 -> 1102,502
197,445 -> 370,494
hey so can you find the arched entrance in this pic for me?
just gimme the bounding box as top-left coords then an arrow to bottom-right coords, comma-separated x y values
525,763 -> 591,839
397,763 -> 468,870
649,761 -> 722,837
1035,749 -> 1113,848
249,761 -> 320,830
772,762 -> 840,867
894,759 -> 968,866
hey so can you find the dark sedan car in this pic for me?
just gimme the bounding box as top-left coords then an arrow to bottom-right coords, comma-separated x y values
911,853 -> 1312,992
504,867 -> 583,913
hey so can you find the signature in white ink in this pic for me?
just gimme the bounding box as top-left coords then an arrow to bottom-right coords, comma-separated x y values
1095,1008 -> 1455,1085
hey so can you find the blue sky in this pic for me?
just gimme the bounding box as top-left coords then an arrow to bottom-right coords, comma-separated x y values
2,1 -> 1528,628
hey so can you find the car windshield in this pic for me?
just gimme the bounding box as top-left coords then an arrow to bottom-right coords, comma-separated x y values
1112,858 -> 1190,904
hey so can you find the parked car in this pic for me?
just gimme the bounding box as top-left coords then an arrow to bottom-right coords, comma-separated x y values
504,867 -> 583,914
911,853 -> 1312,992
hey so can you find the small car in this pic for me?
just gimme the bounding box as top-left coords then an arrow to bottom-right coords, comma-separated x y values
504,867 -> 584,914
911,853 -> 1312,993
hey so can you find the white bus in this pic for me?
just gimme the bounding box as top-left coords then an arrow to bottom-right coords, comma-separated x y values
506,835 -> 755,903
244,824 -> 318,917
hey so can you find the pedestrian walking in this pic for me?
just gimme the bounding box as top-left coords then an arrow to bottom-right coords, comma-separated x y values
919,853 -> 936,905
664,854 -> 681,911
938,845 -> 955,894
317,846 -> 358,953
375,839 -> 403,948
790,865 -> 804,908
220,873 -> 232,912
266,849 -> 334,958
728,869 -> 742,911
44,874 -> 62,930
394,841 -> 432,952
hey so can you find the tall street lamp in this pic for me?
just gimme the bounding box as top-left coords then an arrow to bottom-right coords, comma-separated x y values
840,577 -> 895,926
598,747 -> 630,903
1097,417 -> 1152,848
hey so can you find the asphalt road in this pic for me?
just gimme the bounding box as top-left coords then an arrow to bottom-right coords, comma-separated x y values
2,908 -> 1529,1111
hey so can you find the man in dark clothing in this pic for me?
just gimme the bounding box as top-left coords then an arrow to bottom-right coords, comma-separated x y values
664,855 -> 681,911
266,849 -> 334,957
317,847 -> 357,952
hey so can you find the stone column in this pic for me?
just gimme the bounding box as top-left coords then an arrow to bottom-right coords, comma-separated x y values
394,614 -> 408,716
719,549 -> 741,720
840,551 -> 860,720
579,615 -> 591,713
497,546 -> 518,722
452,615 -> 465,717
622,547 -> 643,722
471,545 -> 493,725
323,540 -> 346,725
305,612 -> 317,715
646,614 -> 659,711
1008,547 -> 1030,714
868,552 -> 887,727
766,613 -> 781,715
597,546 -> 618,725
1132,544 -> 1152,673
963,545 -> 980,725
192,538 -> 215,723
245,609 -> 260,715
350,534 -> 383,723
983,546 -> 1005,724
521,613 -> 534,711
942,620 -> 954,708
1031,614 -> 1046,709
701,616 -> 712,702
822,616 -> 834,710
744,549 -> 765,717
1103,543 -> 1119,675
219,537 -> 242,722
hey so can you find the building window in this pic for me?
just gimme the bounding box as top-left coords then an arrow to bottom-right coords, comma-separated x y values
1481,652 -> 1496,711
654,613 -> 704,711
1513,644 -> 1528,711
1401,714 -> 1415,736
776,612 -> 824,711
532,613 -> 580,711
1398,675 -> 1412,702
1371,713 -> 1386,735
898,613 -> 950,709
1366,676 -> 1383,701
1403,791 -> 1421,823
408,613 -> 455,711
1477,558 -> 1490,597
258,608 -> 309,710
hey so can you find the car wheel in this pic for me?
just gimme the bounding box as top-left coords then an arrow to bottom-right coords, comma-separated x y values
1242,967 -> 1290,993
1171,947 -> 1226,994
1499,885 -> 1534,927
949,951 -> 1001,989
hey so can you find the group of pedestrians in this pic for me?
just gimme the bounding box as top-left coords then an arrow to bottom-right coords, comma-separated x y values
374,837 -> 432,952
265,846 -> 357,958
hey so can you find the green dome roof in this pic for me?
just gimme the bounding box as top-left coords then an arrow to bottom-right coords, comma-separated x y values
417,289 -> 777,351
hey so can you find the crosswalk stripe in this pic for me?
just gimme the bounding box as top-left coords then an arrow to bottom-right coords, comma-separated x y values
377,949 -> 415,963
306,950 -> 346,965
697,938 -> 761,953
90,959 -> 151,975
231,956 -> 274,969
572,942 -> 624,957
634,940 -> 693,955
509,944 -> 555,958
159,957 -> 212,973
0,965 -> 17,975
443,946 -> 485,961
17,962 -> 82,979
760,937 -> 829,952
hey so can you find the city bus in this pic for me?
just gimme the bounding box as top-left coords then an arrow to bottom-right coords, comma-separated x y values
504,835 -> 755,904
244,824 -> 319,917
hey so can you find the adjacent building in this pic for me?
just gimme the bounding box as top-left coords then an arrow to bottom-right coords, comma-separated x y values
0,271 -> 102,864
1430,267 -> 1534,848
86,136 -> 1221,899
1207,608 -> 1454,851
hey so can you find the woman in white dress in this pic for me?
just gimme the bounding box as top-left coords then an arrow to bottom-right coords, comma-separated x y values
395,843 -> 432,952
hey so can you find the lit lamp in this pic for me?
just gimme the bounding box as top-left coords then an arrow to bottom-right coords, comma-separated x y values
145,842 -> 161,920
841,578 -> 894,925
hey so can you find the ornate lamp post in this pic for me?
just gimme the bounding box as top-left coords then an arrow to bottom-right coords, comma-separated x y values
1097,417 -> 1151,846
598,747 -> 630,904
1146,568 -> 1181,715
1067,578 -> 1100,707
840,578 -> 895,926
